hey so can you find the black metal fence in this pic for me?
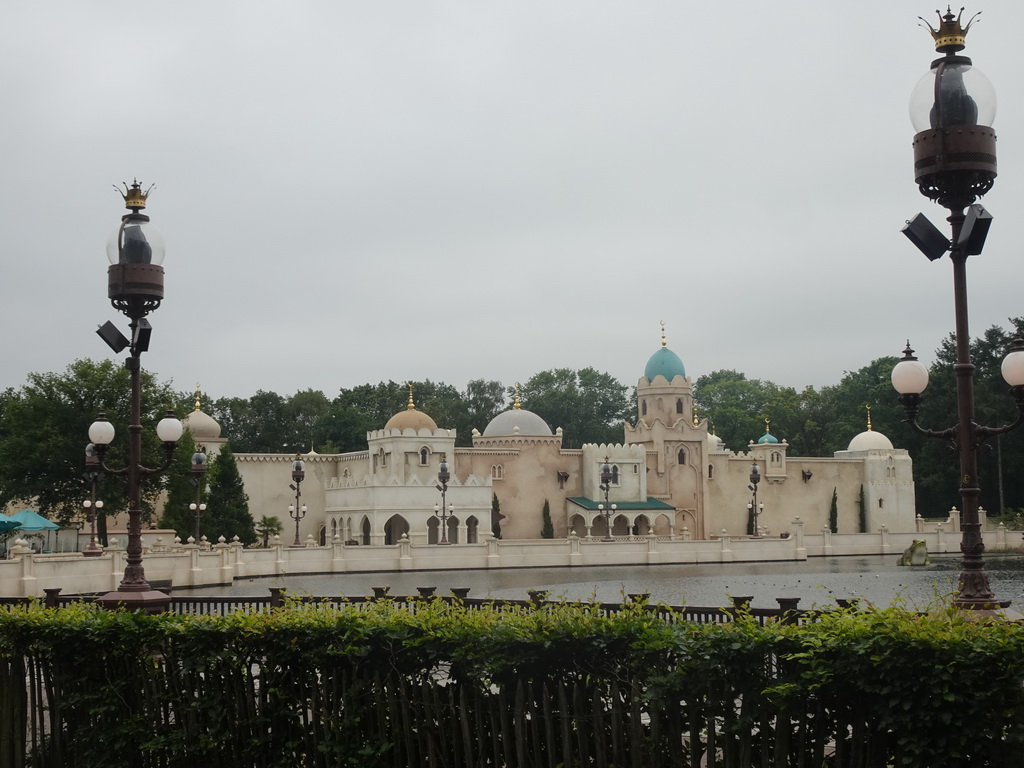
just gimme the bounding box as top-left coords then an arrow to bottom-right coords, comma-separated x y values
0,586 -> 817,624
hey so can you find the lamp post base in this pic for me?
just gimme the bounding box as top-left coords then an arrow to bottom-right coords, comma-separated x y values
95,588 -> 171,614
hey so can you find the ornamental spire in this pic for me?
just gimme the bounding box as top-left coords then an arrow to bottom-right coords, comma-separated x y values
115,179 -> 154,211
919,6 -> 981,53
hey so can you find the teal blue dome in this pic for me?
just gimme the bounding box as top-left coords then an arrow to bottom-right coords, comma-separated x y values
757,431 -> 779,444
644,347 -> 686,382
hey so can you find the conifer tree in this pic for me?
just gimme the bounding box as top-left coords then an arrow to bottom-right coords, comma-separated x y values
829,487 -> 839,534
491,494 -> 503,539
858,485 -> 867,533
159,431 -> 205,541
204,444 -> 256,545
540,499 -> 554,538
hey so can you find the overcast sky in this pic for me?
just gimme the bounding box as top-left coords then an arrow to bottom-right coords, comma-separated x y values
3,2 -> 1023,402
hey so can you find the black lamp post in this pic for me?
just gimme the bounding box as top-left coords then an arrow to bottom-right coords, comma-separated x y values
896,10 -> 1024,610
748,463 -> 762,537
82,443 -> 104,556
288,455 -> 307,546
189,448 -> 208,541
89,182 -> 182,613
434,454 -> 453,544
599,457 -> 615,541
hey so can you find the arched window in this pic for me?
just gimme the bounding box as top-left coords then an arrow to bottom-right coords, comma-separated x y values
491,464 -> 504,480
641,400 -> 647,416
708,463 -> 715,479
611,465 -> 619,484
677,448 -> 686,466
878,498 -> 884,509
419,447 -> 429,466
676,398 -> 683,414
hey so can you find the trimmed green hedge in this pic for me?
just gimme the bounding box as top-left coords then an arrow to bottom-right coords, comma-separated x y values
2,599 -> 1023,767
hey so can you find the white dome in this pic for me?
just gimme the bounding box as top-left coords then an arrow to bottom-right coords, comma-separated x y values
483,408 -> 552,437
707,433 -> 725,452
847,430 -> 894,451
184,408 -> 221,440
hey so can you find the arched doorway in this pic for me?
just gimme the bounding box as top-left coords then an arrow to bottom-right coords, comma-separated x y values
384,514 -> 410,545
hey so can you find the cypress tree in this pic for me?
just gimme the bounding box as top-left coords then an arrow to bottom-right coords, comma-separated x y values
858,485 -> 867,533
540,499 -> 554,538
204,444 -> 256,545
829,487 -> 839,534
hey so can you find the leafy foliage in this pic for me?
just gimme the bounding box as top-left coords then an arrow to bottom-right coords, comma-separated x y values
159,430 -> 204,541
255,514 -> 284,547
519,367 -> 632,448
3,602 -> 1024,767
540,499 -> 554,538
0,358 -> 184,525
203,444 -> 256,545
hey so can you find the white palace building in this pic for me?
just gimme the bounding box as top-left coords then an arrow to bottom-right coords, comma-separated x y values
189,335 -> 919,548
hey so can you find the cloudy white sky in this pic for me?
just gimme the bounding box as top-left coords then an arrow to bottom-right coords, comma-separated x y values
2,2 -> 1023,401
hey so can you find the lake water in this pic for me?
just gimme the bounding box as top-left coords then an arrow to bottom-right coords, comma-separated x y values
179,553 -> 1024,610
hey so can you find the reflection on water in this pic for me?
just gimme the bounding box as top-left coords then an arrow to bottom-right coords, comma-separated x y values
180,553 -> 1024,610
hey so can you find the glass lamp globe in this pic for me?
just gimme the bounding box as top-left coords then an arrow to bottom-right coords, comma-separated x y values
88,416 -> 116,446
156,413 -> 183,443
1001,340 -> 1024,387
910,58 -> 996,132
891,350 -> 930,395
107,218 -> 166,266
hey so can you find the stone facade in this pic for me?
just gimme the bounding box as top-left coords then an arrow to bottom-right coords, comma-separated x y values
227,339 -> 917,545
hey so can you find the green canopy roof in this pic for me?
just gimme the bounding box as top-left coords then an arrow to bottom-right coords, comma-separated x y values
567,497 -> 675,511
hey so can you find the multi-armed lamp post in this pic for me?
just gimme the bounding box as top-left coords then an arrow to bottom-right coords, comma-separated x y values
434,454 -> 453,544
190,448 -> 208,541
288,455 -> 307,546
88,182 -> 183,613
747,463 -> 763,537
894,10 -> 1024,610
598,457 -> 616,542
82,443 -> 104,556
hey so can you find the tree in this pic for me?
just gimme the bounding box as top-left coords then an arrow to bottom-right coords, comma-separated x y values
159,431 -> 205,541
693,370 -> 800,453
909,319 -> 1024,517
203,445 -> 256,545
255,514 -> 284,547
540,499 -> 554,539
491,494 -> 503,539
0,358 -> 180,528
858,485 -> 868,533
286,389 -> 332,453
829,488 -> 839,534
519,368 -> 631,448
463,379 -> 507,435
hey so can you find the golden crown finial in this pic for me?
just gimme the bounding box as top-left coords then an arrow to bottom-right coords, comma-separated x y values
764,417 -> 772,433
919,6 -> 981,53
866,404 -> 873,431
692,407 -> 699,428
660,320 -> 667,348
194,383 -> 202,413
406,382 -> 415,410
115,179 -> 154,211
513,384 -> 522,410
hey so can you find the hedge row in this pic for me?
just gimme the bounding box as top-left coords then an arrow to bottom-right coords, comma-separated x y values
1,599 -> 1023,767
